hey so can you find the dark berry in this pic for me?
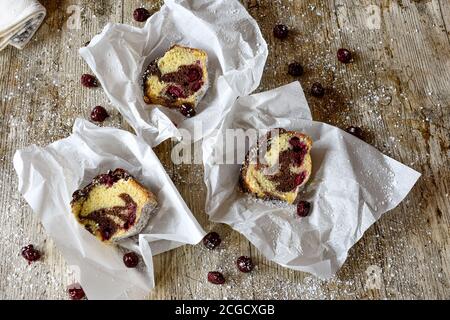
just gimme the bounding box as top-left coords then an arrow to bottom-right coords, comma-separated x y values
133,8 -> 151,22
294,172 -> 307,186
207,271 -> 225,285
90,106 -> 109,122
187,67 -> 202,82
189,81 -> 203,92
123,252 -> 139,268
297,201 -> 311,217
288,62 -> 303,77
21,244 -> 41,263
202,232 -> 221,250
289,137 -> 303,149
166,85 -> 185,99
96,173 -> 115,187
311,82 -> 325,98
236,256 -> 254,273
273,24 -> 289,39
80,74 -> 98,88
346,126 -> 364,140
337,48 -> 352,64
68,285 -> 85,300
179,104 -> 196,118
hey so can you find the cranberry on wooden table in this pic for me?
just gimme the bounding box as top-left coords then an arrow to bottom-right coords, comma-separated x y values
21,244 -> 41,263
68,284 -> 86,300
133,8 -> 151,22
90,106 -> 109,122
337,48 -> 352,64
311,82 -> 325,98
346,126 -> 364,140
202,232 -> 221,250
236,256 -> 254,273
288,62 -> 304,77
80,74 -> 98,88
207,271 -> 225,285
273,24 -> 289,39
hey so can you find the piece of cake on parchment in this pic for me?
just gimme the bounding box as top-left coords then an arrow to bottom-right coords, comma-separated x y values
240,129 -> 313,204
70,168 -> 157,242
143,45 -> 208,117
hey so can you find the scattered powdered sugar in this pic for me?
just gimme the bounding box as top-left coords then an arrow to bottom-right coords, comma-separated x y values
1,0 -> 447,300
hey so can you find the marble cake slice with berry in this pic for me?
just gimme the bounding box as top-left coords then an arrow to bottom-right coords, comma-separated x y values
71,168 -> 157,242
143,45 -> 208,116
240,129 -> 313,204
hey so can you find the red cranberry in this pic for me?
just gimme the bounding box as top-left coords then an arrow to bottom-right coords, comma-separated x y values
236,256 -> 254,273
346,126 -> 364,140
273,24 -> 289,39
96,173 -> 115,187
294,172 -> 307,186
90,106 -> 109,122
337,48 -> 352,64
288,62 -> 303,77
207,271 -> 225,285
123,252 -> 139,268
133,8 -> 151,22
289,136 -> 301,147
101,227 -> 113,241
289,137 -> 306,153
311,82 -> 325,98
297,201 -> 311,217
189,81 -> 203,92
166,85 -> 185,99
187,68 -> 202,82
21,244 -> 41,263
80,74 -> 98,88
179,104 -> 196,118
68,285 -> 85,300
202,232 -> 221,250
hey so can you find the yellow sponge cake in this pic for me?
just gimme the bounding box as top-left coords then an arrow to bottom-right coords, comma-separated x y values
240,129 -> 313,204
71,169 -> 157,242
143,45 -> 208,117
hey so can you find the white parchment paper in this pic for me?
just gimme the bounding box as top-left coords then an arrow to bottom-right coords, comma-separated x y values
202,82 -> 421,279
79,0 -> 268,147
13,119 -> 205,299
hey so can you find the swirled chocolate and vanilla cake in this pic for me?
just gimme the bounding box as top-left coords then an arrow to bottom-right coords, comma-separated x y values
240,129 -> 313,204
71,169 -> 157,242
143,45 -> 208,117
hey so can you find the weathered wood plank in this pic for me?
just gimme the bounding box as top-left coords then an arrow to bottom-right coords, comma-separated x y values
0,0 -> 448,299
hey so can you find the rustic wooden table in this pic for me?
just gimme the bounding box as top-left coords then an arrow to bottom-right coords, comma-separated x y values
0,0 -> 449,300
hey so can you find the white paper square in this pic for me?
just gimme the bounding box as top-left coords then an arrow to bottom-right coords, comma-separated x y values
79,0 -> 268,146
202,82 -> 421,279
13,119 -> 205,299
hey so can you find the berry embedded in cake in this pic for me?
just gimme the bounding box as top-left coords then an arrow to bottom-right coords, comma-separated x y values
70,168 -> 157,242
240,129 -> 313,204
143,45 -> 208,117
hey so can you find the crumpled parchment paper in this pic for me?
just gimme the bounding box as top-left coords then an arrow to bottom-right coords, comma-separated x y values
80,0 -> 268,147
202,82 -> 421,279
13,119 -> 205,299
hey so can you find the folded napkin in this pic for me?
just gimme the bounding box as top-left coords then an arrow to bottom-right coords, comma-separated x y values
0,0 -> 46,51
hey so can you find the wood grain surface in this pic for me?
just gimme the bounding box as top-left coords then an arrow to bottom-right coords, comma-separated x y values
0,0 -> 449,299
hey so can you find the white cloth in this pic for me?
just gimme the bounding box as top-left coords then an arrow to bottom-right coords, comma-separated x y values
0,0 -> 46,51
